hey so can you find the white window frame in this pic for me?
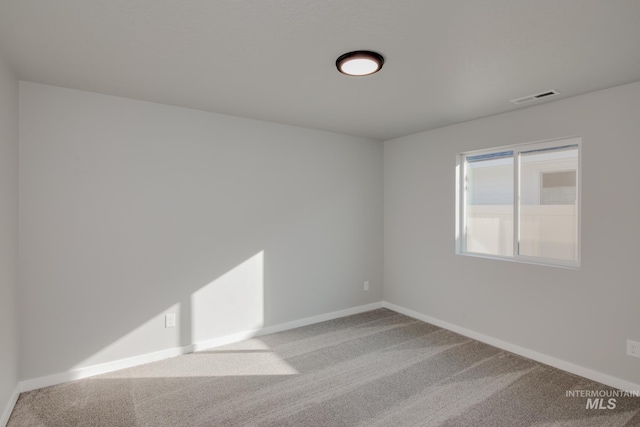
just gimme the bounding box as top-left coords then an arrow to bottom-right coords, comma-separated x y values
456,136 -> 581,268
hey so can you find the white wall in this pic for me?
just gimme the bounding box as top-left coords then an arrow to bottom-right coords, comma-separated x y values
19,82 -> 383,381
384,81 -> 640,386
0,52 -> 19,422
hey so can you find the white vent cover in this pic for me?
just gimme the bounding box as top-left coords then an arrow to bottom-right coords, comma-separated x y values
510,89 -> 560,105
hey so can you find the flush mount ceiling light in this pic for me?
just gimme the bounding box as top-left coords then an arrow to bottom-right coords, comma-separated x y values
336,51 -> 384,76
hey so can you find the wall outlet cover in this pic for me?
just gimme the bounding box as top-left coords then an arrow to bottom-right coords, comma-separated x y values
165,313 -> 176,328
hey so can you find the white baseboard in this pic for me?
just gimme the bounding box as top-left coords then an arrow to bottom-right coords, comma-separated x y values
20,344 -> 195,392
193,301 -> 384,352
1,384 -> 20,427
383,301 -> 640,392
19,300 -> 638,395
20,301 -> 384,393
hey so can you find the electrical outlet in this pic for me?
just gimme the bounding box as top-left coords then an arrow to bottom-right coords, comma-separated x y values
165,313 -> 176,328
627,339 -> 640,358
364,281 -> 369,291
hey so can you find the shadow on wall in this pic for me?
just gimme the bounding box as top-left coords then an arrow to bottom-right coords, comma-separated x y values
73,251 -> 266,370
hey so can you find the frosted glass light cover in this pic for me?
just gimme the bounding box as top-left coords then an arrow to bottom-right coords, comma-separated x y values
340,58 -> 379,76
336,51 -> 384,76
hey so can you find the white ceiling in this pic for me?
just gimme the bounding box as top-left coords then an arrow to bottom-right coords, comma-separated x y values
1,1 -> 639,141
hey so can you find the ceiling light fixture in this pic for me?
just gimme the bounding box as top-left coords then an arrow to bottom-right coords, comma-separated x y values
336,51 -> 384,76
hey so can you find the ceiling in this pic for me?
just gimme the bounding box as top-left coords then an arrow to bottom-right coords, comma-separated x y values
1,1 -> 639,141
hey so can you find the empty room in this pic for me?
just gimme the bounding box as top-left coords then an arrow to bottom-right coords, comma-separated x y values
1,1 -> 640,426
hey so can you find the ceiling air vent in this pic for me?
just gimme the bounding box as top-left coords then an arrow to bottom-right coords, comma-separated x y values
510,89 -> 560,105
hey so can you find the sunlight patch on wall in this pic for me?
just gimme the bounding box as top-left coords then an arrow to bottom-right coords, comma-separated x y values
191,251 -> 265,343
71,251 -> 265,372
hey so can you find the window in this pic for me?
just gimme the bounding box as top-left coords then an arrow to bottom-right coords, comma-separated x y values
456,137 -> 581,267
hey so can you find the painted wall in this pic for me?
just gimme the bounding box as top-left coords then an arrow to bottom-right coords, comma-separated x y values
0,52 -> 19,420
384,81 -> 640,385
19,82 -> 383,381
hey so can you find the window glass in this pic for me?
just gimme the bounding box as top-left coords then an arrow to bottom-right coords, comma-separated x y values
458,138 -> 580,267
465,152 -> 513,257
519,146 -> 578,261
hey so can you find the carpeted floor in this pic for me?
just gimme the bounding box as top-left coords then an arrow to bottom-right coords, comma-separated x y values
8,308 -> 640,426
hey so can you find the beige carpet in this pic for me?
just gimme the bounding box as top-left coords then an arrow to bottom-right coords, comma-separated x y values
8,309 -> 640,426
